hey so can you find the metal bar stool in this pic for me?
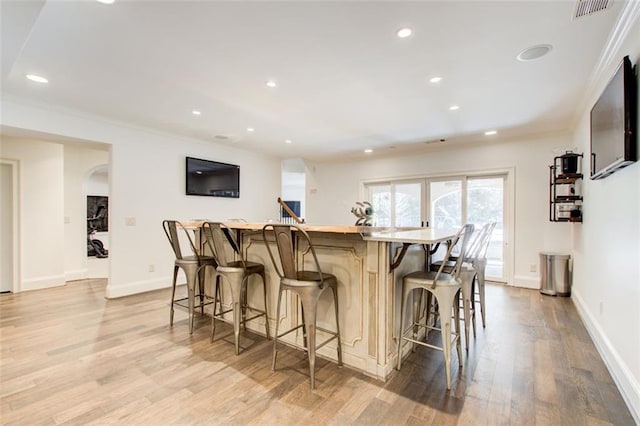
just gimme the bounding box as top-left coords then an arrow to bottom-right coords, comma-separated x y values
429,221 -> 496,345
471,222 -> 496,328
162,220 -> 216,333
262,223 -> 342,389
397,224 -> 474,390
201,222 -> 269,355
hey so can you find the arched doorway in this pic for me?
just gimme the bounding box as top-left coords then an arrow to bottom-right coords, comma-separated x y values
86,165 -> 109,278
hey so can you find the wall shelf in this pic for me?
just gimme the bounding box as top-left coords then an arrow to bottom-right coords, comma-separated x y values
549,152 -> 583,223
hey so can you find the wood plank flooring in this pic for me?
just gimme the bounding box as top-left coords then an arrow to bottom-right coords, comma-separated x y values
0,280 -> 634,425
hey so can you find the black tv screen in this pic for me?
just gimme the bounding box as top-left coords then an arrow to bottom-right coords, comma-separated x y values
590,55 -> 637,180
186,157 -> 240,198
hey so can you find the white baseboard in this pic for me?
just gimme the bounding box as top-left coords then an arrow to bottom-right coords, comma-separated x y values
21,274 -> 66,291
105,278 -> 171,299
512,275 -> 540,289
64,268 -> 88,282
572,289 -> 640,424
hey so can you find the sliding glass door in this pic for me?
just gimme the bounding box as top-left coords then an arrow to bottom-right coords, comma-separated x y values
366,173 -> 507,282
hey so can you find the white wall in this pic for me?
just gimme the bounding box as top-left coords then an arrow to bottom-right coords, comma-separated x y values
305,134 -> 575,287
86,166 -> 108,196
0,100 -> 282,298
570,15 -> 640,421
63,145 -> 109,281
0,137 -> 65,291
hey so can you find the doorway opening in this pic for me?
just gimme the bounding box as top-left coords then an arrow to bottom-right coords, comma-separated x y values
281,159 -> 306,222
0,160 -> 19,293
86,165 -> 109,278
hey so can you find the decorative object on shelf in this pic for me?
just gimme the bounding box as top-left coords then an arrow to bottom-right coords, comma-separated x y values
350,201 -> 374,226
549,151 -> 583,223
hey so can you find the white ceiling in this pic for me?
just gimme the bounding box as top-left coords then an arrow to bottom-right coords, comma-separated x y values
0,0 -> 631,160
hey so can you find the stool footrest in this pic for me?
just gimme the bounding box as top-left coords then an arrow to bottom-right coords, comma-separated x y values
275,324 -> 305,340
400,333 -> 460,351
214,311 -> 267,323
274,325 -> 339,351
315,333 -> 339,351
212,309 -> 267,324
402,337 -> 444,352
173,297 -> 214,310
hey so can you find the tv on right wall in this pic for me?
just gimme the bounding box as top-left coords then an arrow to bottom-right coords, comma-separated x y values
590,55 -> 638,180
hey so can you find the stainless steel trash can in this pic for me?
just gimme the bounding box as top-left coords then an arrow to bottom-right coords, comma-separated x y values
539,252 -> 572,296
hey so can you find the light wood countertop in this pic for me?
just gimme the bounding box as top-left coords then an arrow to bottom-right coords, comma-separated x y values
364,227 -> 458,244
183,221 -> 400,235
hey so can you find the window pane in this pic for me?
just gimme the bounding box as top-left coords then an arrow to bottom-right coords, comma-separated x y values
467,177 -> 504,279
430,180 -> 462,229
395,183 -> 421,227
369,185 -> 390,227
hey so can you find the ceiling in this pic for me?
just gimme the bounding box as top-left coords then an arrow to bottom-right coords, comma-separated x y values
0,0 -> 630,160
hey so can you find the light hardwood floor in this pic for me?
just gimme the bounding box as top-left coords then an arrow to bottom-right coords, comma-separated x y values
0,280 -> 634,425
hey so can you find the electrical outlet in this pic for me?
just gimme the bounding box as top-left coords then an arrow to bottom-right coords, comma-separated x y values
125,217 -> 136,226
148,264 -> 155,272
529,263 -> 537,273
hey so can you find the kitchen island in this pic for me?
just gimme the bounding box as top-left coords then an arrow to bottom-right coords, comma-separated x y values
190,222 -> 443,381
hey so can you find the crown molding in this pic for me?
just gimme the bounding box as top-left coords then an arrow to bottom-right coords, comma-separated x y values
571,0 -> 640,127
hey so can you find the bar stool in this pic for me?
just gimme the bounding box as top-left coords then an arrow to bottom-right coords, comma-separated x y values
471,222 -> 496,328
397,224 -> 474,390
430,221 -> 496,343
262,223 -> 342,389
162,220 -> 216,333
201,222 -> 269,355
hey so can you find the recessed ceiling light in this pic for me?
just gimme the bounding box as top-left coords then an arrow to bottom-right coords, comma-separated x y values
96,0 -> 115,3
449,105 -> 460,111
192,110 -> 201,116
396,27 -> 412,38
25,74 -> 48,84
484,130 -> 497,136
266,80 -> 277,88
429,76 -> 442,84
364,149 -> 373,153
517,44 -> 553,62
246,127 -> 255,132
285,139 -> 292,144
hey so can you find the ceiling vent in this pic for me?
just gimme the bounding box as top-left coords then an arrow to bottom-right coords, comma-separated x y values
573,0 -> 612,19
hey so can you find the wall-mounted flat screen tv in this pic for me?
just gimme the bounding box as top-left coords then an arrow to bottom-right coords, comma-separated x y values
590,55 -> 637,180
186,156 -> 240,198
